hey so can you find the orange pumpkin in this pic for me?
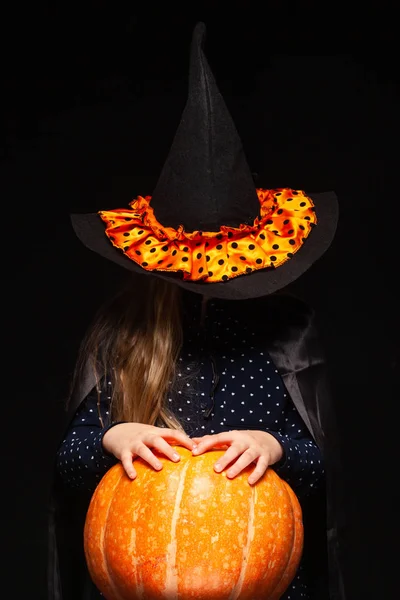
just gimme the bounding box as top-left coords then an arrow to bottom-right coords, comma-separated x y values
84,447 -> 303,600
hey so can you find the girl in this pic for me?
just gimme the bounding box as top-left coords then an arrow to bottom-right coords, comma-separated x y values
49,22 -> 344,600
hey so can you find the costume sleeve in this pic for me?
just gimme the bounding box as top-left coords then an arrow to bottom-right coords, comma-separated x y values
266,398 -> 325,500
55,378 -> 120,494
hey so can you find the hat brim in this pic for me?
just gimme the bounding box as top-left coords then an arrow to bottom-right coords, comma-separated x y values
71,191 -> 338,300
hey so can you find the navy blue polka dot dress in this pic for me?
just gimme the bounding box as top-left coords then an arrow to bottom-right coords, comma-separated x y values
56,291 -> 324,599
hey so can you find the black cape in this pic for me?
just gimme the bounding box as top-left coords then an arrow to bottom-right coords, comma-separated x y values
47,293 -> 347,599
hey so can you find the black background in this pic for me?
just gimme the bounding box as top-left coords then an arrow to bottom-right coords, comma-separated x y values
3,2 -> 399,599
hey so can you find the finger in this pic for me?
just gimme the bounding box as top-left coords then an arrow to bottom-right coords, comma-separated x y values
192,431 -> 240,455
145,435 -> 183,462
120,450 -> 137,479
248,456 -> 270,485
191,437 -> 229,450
135,444 -> 163,470
213,444 -> 246,472
225,448 -> 261,479
157,429 -> 195,451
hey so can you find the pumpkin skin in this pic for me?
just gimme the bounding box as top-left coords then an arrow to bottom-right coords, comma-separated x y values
84,447 -> 303,600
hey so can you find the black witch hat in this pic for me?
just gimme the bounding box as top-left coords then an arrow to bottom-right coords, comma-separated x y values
71,22 -> 338,300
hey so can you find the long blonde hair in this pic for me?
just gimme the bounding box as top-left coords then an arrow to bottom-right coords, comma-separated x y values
70,274 -> 185,430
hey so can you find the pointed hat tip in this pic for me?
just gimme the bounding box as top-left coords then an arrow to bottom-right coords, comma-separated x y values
192,21 -> 206,47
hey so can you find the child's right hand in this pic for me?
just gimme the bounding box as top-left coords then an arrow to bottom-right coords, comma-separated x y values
102,423 -> 194,479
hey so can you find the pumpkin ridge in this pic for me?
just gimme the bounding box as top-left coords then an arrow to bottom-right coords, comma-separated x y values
83,466 -> 126,600
164,459 -> 191,599
268,480 -> 302,600
127,515 -> 143,599
228,483 -> 256,599
102,473 -> 128,600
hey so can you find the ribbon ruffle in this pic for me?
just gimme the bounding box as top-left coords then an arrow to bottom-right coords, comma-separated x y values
99,188 -> 317,283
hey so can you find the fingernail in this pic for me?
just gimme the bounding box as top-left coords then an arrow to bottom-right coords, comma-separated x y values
192,443 -> 197,449
214,463 -> 222,472
172,452 -> 180,461
155,462 -> 162,470
192,447 -> 199,454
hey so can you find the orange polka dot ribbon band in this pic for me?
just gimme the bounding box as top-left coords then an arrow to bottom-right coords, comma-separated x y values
99,188 -> 317,283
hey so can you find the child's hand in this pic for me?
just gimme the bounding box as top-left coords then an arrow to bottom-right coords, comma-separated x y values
102,423 -> 194,479
191,430 -> 284,485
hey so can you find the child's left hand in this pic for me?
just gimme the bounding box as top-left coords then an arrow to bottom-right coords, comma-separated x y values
191,430 -> 284,485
